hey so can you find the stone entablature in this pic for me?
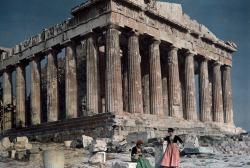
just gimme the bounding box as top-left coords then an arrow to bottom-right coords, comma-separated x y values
0,0 -> 236,72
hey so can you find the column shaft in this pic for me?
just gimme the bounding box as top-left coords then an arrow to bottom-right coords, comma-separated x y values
47,50 -> 59,122
3,70 -> 12,130
65,44 -> 78,118
184,53 -> 197,120
212,63 -> 224,122
149,40 -> 163,115
199,59 -> 212,122
16,64 -> 26,127
30,58 -> 41,125
122,47 -> 129,112
128,34 -> 143,113
105,27 -> 123,113
222,66 -> 233,123
87,35 -> 101,115
168,46 -> 182,118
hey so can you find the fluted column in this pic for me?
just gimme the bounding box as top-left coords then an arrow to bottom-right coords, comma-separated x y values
149,40 -> 163,115
184,52 -> 197,120
47,50 -> 59,122
16,64 -> 26,127
30,57 -> 41,125
105,26 -> 123,113
222,66 -> 233,123
199,59 -> 212,122
168,46 -> 182,118
128,33 -> 143,113
3,70 -> 12,130
86,34 -> 101,115
65,43 -> 78,118
212,62 -> 224,123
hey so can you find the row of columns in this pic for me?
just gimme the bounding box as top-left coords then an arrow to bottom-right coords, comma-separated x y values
1,26 -> 234,130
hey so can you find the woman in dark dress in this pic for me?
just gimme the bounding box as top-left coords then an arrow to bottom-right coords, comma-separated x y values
131,140 -> 153,168
161,128 -> 183,168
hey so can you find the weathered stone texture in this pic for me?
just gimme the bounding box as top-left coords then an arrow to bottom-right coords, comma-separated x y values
105,28 -> 123,113
86,34 -> 101,115
222,66 -> 233,124
199,59 -> 212,122
65,43 -> 78,118
128,34 -> 143,114
212,63 -> 224,123
3,70 -> 12,130
47,51 -> 59,122
149,40 -> 163,115
16,64 -> 26,127
184,52 -> 197,120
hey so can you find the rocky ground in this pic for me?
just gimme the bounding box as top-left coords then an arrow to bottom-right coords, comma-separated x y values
0,133 -> 249,168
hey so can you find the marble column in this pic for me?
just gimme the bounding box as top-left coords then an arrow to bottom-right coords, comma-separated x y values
105,26 -> 123,113
149,40 -> 163,115
122,47 -> 129,112
184,52 -> 197,120
30,57 -> 41,125
65,43 -> 78,118
168,46 -> 182,118
199,59 -> 212,122
128,33 -> 143,113
16,64 -> 26,127
222,66 -> 233,123
47,50 -> 59,122
3,70 -> 12,130
87,34 -> 101,115
212,62 -> 224,123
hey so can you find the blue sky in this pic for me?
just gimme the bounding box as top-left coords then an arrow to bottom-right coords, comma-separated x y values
0,0 -> 249,131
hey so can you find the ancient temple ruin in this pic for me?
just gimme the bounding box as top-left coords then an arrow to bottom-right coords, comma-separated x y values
0,0 -> 242,140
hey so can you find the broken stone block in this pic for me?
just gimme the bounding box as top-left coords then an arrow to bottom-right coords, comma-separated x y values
43,150 -> 64,168
14,142 -> 32,150
89,139 -> 107,153
88,152 -> 106,164
154,141 -> 167,168
15,151 -> 26,160
127,132 -> 155,144
10,150 -> 16,159
0,151 -> 9,158
70,139 -> 83,148
183,147 -> 213,154
112,161 -> 137,168
26,148 -> 40,154
13,136 -> 29,144
82,135 -> 93,148
1,137 -> 11,150
184,134 -> 199,148
64,140 -> 72,148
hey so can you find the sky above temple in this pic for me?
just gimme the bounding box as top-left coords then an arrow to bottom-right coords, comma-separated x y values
0,0 -> 249,131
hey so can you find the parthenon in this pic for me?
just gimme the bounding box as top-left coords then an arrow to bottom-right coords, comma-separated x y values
0,0 -> 240,138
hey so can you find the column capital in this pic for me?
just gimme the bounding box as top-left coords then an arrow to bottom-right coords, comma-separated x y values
212,61 -> 223,67
107,24 -> 120,30
1,51 -> 7,60
128,30 -> 140,37
150,37 -> 161,45
184,50 -> 195,57
169,45 -> 179,51
44,47 -> 61,55
222,65 -> 231,70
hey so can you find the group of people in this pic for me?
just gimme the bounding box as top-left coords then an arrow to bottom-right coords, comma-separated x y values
131,128 -> 183,168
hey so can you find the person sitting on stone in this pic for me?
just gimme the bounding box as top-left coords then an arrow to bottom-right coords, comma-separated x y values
160,128 -> 183,168
131,140 -> 153,168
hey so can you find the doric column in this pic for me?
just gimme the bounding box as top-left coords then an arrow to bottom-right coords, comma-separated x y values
105,25 -> 123,113
149,40 -> 163,115
3,70 -> 12,130
16,64 -> 26,127
65,42 -> 78,118
86,34 -> 101,115
168,46 -> 182,118
222,66 -> 233,124
47,49 -> 60,122
199,58 -> 212,122
128,32 -> 143,114
212,62 -> 224,123
122,47 -> 129,112
184,52 -> 197,120
30,57 -> 41,125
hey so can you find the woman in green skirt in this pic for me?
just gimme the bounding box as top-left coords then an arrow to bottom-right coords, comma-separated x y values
131,140 -> 153,168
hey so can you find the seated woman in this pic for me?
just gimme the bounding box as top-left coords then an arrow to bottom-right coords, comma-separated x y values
131,140 -> 153,168
161,128 -> 183,168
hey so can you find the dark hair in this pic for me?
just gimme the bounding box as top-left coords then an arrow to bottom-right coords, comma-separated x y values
168,128 -> 174,132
